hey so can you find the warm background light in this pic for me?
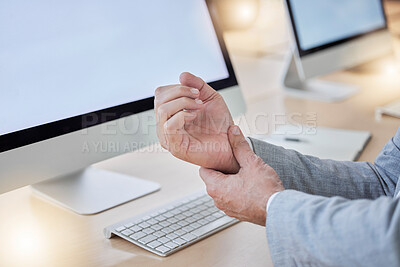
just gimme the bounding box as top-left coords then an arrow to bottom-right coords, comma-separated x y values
211,0 -> 260,31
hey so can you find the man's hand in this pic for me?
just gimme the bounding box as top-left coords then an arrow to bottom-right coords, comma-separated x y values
154,72 -> 239,174
199,125 -> 285,226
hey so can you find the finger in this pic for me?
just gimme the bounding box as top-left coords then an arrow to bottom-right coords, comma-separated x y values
180,72 -> 218,101
163,110 -> 198,150
154,85 -> 200,109
228,125 -> 255,167
164,110 -> 198,135
157,97 -> 203,124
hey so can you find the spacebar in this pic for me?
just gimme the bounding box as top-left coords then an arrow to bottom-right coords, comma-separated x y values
191,217 -> 235,237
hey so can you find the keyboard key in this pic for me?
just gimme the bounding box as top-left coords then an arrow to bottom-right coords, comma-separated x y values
181,233 -> 196,242
129,225 -> 142,232
191,207 -> 201,213
213,212 -> 223,218
130,231 -> 146,240
161,227 -> 174,234
138,222 -> 150,228
165,241 -> 179,249
174,229 -> 186,236
198,219 -> 208,225
192,214 -> 203,220
170,209 -> 181,215
155,245 -> 170,254
115,226 -> 126,232
169,224 -> 181,231
182,226 -> 194,232
167,217 -> 178,224
146,218 -> 158,225
173,238 -> 187,246
163,212 -> 174,218
192,217 -> 235,237
177,220 -> 189,227
205,215 -> 217,222
159,221 -> 171,227
150,212 -> 159,217
134,219 -> 143,224
200,210 -> 211,216
155,215 -> 167,221
194,200 -> 203,205
151,224 -> 163,231
138,234 -> 157,244
153,231 -> 166,238
185,217 -> 196,223
158,237 -> 170,244
189,222 -> 201,229
147,240 -> 162,249
178,206 -> 189,212
166,233 -> 178,240
143,228 -> 155,235
121,229 -> 133,236
187,203 -> 196,208
197,205 -> 208,211
183,211 -> 194,217
142,216 -> 151,221
124,223 -> 134,228
174,214 -> 186,220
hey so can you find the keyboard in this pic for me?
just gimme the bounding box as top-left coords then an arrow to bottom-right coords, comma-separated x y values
104,190 -> 238,256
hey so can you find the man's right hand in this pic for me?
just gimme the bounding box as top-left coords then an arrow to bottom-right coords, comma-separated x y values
154,72 -> 240,174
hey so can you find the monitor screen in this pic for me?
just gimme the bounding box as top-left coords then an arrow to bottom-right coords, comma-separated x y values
287,0 -> 387,55
0,0 -> 236,151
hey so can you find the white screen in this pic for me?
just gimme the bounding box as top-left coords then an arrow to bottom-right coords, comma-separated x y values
0,0 -> 229,136
289,0 -> 386,51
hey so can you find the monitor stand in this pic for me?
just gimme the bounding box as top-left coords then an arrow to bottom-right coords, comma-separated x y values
31,167 -> 160,215
282,54 -> 358,102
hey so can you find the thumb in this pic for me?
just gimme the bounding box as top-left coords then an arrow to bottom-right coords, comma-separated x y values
180,72 -> 217,100
228,125 -> 254,167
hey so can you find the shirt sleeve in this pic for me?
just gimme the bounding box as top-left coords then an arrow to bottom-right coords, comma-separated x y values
248,128 -> 400,199
266,191 -> 280,213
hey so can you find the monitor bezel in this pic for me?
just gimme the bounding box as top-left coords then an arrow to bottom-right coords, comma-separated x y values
286,0 -> 388,57
0,0 -> 238,153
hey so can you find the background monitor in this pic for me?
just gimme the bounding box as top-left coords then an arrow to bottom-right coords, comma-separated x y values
283,0 -> 393,101
0,0 -> 246,214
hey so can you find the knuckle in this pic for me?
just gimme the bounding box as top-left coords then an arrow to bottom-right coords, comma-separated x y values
155,86 -> 163,96
157,106 -> 167,118
178,86 -> 187,95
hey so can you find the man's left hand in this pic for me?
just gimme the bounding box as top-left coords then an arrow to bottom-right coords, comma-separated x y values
199,125 -> 285,226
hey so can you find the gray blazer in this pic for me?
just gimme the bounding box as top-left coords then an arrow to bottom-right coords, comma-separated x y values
249,127 -> 400,267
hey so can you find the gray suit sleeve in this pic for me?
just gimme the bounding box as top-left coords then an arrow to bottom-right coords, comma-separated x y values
266,190 -> 400,266
248,132 -> 400,199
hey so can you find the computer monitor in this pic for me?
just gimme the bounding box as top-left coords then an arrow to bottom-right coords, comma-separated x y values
283,0 -> 393,101
0,0 -> 246,214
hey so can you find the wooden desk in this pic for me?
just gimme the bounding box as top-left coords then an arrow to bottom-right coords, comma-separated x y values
1,1 -> 400,266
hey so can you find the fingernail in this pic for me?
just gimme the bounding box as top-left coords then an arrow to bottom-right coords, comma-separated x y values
191,88 -> 199,95
195,98 -> 203,104
232,126 -> 240,135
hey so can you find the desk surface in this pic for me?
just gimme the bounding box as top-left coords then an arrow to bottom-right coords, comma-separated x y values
1,1 -> 400,266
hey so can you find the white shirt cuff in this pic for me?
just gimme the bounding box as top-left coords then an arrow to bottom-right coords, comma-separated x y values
266,192 -> 280,213
245,137 -> 254,151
